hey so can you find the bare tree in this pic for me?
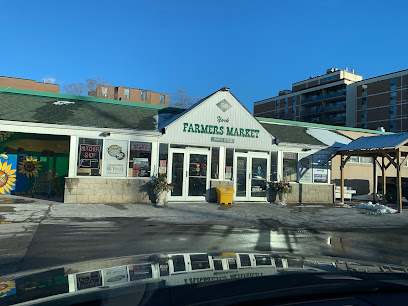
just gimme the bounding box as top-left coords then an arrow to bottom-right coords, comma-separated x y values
63,77 -> 110,97
170,88 -> 198,109
63,82 -> 87,96
86,77 -> 110,97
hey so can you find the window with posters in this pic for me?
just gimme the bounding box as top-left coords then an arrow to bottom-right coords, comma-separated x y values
129,142 -> 152,177
77,138 -> 103,176
283,152 -> 298,182
158,143 -> 168,175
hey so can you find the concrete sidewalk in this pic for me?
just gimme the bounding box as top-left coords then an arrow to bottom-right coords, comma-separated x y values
1,195 -> 408,230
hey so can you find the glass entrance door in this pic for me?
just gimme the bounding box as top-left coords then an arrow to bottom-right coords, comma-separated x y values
168,149 -> 209,202
235,155 -> 248,201
250,157 -> 268,200
187,153 -> 208,199
234,153 -> 269,201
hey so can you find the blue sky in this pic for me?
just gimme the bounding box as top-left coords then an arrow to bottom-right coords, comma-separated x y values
1,0 -> 407,111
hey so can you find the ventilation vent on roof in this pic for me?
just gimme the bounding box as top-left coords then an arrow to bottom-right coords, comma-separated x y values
53,101 -> 75,105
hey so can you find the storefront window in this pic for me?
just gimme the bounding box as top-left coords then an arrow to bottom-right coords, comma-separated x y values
225,148 -> 234,180
77,138 -> 103,176
270,151 -> 278,181
211,147 -> 220,179
129,142 -> 152,177
283,152 -> 298,182
159,143 -> 168,175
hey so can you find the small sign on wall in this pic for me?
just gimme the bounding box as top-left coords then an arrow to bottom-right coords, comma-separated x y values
79,144 -> 101,169
103,140 -> 128,177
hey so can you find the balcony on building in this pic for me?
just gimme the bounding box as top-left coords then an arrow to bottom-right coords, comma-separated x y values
301,88 -> 346,105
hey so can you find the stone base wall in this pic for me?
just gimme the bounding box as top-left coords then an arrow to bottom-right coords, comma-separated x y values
210,180 -> 234,203
64,178 -> 154,204
269,183 -> 334,204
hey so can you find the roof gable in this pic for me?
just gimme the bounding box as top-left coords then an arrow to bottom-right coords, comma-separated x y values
160,89 -> 274,149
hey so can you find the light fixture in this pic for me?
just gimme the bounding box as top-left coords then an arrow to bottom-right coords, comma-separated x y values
100,132 -> 111,137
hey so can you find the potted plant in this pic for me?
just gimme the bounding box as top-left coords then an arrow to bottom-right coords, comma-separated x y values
151,174 -> 173,206
271,180 -> 292,204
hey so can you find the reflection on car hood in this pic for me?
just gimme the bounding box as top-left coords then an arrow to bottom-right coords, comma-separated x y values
1,252 -> 408,304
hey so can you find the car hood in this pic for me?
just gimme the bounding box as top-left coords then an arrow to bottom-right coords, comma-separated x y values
1,252 -> 408,305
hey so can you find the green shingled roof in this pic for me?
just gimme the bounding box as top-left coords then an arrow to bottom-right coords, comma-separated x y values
0,91 -> 182,131
260,122 -> 325,146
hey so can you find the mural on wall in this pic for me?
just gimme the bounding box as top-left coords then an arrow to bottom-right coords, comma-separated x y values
0,132 -> 70,196
0,157 -> 17,195
18,156 -> 42,178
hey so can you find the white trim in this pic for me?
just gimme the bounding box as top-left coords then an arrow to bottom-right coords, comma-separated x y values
0,119 -> 161,137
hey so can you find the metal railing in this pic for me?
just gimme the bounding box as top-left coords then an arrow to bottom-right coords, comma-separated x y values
301,89 -> 346,104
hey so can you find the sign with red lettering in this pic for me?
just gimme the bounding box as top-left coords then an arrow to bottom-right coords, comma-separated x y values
79,144 -> 101,169
131,142 -> 151,152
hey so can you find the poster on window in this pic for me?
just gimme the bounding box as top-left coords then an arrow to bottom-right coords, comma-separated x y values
298,153 -> 313,183
313,153 -> 329,183
79,144 -> 101,169
159,160 -> 167,174
101,266 -> 128,286
103,140 -> 128,177
133,158 -> 149,177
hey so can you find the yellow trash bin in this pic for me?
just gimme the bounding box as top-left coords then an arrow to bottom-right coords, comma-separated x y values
216,187 -> 235,205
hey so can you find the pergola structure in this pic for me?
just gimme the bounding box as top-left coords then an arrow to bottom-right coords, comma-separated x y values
336,133 -> 408,213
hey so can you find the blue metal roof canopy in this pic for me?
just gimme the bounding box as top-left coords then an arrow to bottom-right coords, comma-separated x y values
337,132 -> 408,152
336,133 -> 408,213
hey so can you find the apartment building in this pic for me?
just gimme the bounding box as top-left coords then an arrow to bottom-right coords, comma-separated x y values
93,84 -> 169,106
350,69 -> 408,132
254,68 -> 408,132
253,68 -> 362,126
0,76 -> 60,93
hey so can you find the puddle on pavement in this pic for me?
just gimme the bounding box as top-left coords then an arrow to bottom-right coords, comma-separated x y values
0,198 -> 35,204
0,206 -> 15,212
288,204 -> 325,214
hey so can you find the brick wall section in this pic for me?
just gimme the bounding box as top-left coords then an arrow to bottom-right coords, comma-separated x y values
367,80 -> 390,95
64,178 -> 154,204
254,102 -> 275,114
367,94 -> 389,108
268,183 -> 334,203
0,76 -> 60,93
95,85 -> 169,106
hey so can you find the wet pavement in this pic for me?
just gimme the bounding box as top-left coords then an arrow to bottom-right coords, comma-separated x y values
1,195 -> 408,276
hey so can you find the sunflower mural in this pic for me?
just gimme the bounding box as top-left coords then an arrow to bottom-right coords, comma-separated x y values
0,160 -> 16,195
18,156 -> 42,179
0,280 -> 16,298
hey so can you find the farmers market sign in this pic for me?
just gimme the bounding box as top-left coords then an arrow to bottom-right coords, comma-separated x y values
182,118 -> 260,139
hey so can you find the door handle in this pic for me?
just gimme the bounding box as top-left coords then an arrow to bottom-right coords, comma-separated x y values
186,171 -> 188,178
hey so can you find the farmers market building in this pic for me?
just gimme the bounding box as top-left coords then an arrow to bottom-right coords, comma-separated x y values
0,87 -> 392,204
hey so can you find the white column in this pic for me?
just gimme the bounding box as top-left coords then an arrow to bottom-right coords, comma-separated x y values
277,150 -> 283,181
68,136 -> 78,177
150,141 -> 159,177
218,146 -> 226,181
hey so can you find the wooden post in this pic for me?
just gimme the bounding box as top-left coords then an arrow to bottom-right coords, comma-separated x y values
340,155 -> 345,203
397,150 -> 402,213
373,158 -> 378,203
382,156 -> 386,203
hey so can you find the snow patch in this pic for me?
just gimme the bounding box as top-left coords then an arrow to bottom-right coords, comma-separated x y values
53,101 -> 75,105
306,128 -> 351,148
355,201 -> 397,214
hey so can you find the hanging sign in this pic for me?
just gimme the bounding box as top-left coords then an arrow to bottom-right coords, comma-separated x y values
79,144 -> 101,169
104,140 -> 128,177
